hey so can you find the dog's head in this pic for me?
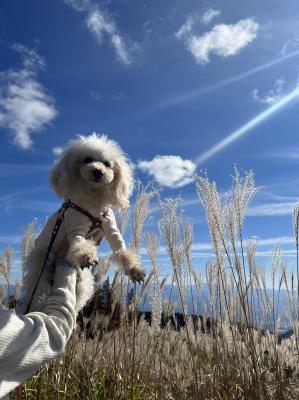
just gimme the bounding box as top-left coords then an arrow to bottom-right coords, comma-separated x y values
50,133 -> 134,210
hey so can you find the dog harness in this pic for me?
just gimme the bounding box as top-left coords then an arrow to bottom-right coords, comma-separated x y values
25,199 -> 107,314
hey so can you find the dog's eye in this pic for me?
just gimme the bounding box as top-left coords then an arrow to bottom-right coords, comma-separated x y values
103,160 -> 111,168
83,157 -> 94,164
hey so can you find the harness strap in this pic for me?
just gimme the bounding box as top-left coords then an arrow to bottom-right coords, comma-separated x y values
64,199 -> 106,235
24,199 -> 106,314
25,201 -> 70,314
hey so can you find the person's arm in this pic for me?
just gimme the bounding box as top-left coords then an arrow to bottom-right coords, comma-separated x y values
0,261 -> 76,399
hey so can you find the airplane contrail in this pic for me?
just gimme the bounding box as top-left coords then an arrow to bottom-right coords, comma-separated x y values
156,49 -> 299,110
195,85 -> 299,165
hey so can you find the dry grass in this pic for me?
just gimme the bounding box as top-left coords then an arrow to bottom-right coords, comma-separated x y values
2,170 -> 299,399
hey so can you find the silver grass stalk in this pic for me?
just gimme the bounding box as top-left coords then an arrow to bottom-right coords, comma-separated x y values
115,208 -> 130,236
0,247 -> 14,304
195,174 -> 226,262
196,169 -> 263,383
293,201 -> 299,319
145,232 -> 160,277
225,170 -> 260,321
131,183 -> 157,251
4,247 -> 14,273
93,256 -> 111,285
0,255 -> 9,283
159,197 -> 189,314
230,169 -> 260,302
182,223 -> 199,316
21,218 -> 38,278
145,232 -> 162,334
14,279 -> 21,302
159,197 -> 184,274
151,286 -> 162,335
159,197 -> 199,388
231,168 -> 260,233
0,286 -> 5,308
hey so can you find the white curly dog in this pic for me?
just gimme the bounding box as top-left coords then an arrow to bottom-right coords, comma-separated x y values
17,133 -> 145,314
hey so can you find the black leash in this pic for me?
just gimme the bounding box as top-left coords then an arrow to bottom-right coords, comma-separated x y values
24,199 -> 104,314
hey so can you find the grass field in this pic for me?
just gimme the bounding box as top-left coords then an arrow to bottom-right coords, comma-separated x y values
1,170 -> 299,399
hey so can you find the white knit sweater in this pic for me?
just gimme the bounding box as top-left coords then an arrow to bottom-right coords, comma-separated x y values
0,265 -> 77,399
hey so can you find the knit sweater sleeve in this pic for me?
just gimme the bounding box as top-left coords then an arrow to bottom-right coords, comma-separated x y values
0,266 -> 76,399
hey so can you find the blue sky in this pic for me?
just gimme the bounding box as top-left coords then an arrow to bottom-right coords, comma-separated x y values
1,0 -> 299,283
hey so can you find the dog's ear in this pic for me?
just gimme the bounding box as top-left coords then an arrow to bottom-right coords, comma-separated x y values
50,153 -> 71,199
113,157 -> 134,211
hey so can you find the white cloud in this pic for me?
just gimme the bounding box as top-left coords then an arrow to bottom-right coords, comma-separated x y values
192,242 -> 213,251
86,9 -> 132,65
64,0 -> 134,65
12,44 -> 45,71
110,33 -> 132,65
172,193 -> 297,217
113,93 -> 126,102
248,201 -> 296,216
0,45 -> 57,149
0,163 -> 49,177
252,76 -> 286,105
176,9 -> 221,40
63,0 -> 90,11
0,235 -> 22,245
0,186 -> 48,214
86,9 -> 115,43
138,155 -> 197,188
189,19 -> 259,64
90,90 -> 103,101
18,200 -> 60,213
177,18 -> 259,65
280,38 -> 299,56
147,236 -> 295,260
192,236 -> 294,253
251,236 -> 294,247
52,146 -> 64,156
176,16 -> 196,39
265,147 -> 299,161
192,249 -> 297,259
200,9 -> 221,25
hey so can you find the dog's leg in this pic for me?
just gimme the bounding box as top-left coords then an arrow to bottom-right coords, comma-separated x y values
100,209 -> 145,283
66,238 -> 98,269
112,249 -> 145,283
64,208 -> 99,268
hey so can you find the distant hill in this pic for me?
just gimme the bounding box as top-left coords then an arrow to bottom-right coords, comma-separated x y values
137,283 -> 296,332
0,282 -> 295,333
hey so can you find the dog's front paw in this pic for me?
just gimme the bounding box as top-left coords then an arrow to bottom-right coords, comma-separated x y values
128,264 -> 146,283
67,240 -> 98,269
112,249 -> 145,283
81,255 -> 98,269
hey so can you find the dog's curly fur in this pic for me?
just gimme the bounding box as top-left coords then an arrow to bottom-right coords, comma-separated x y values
17,133 -> 145,314
50,134 -> 134,212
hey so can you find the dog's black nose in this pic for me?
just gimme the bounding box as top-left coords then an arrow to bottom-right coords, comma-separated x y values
93,169 -> 103,180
